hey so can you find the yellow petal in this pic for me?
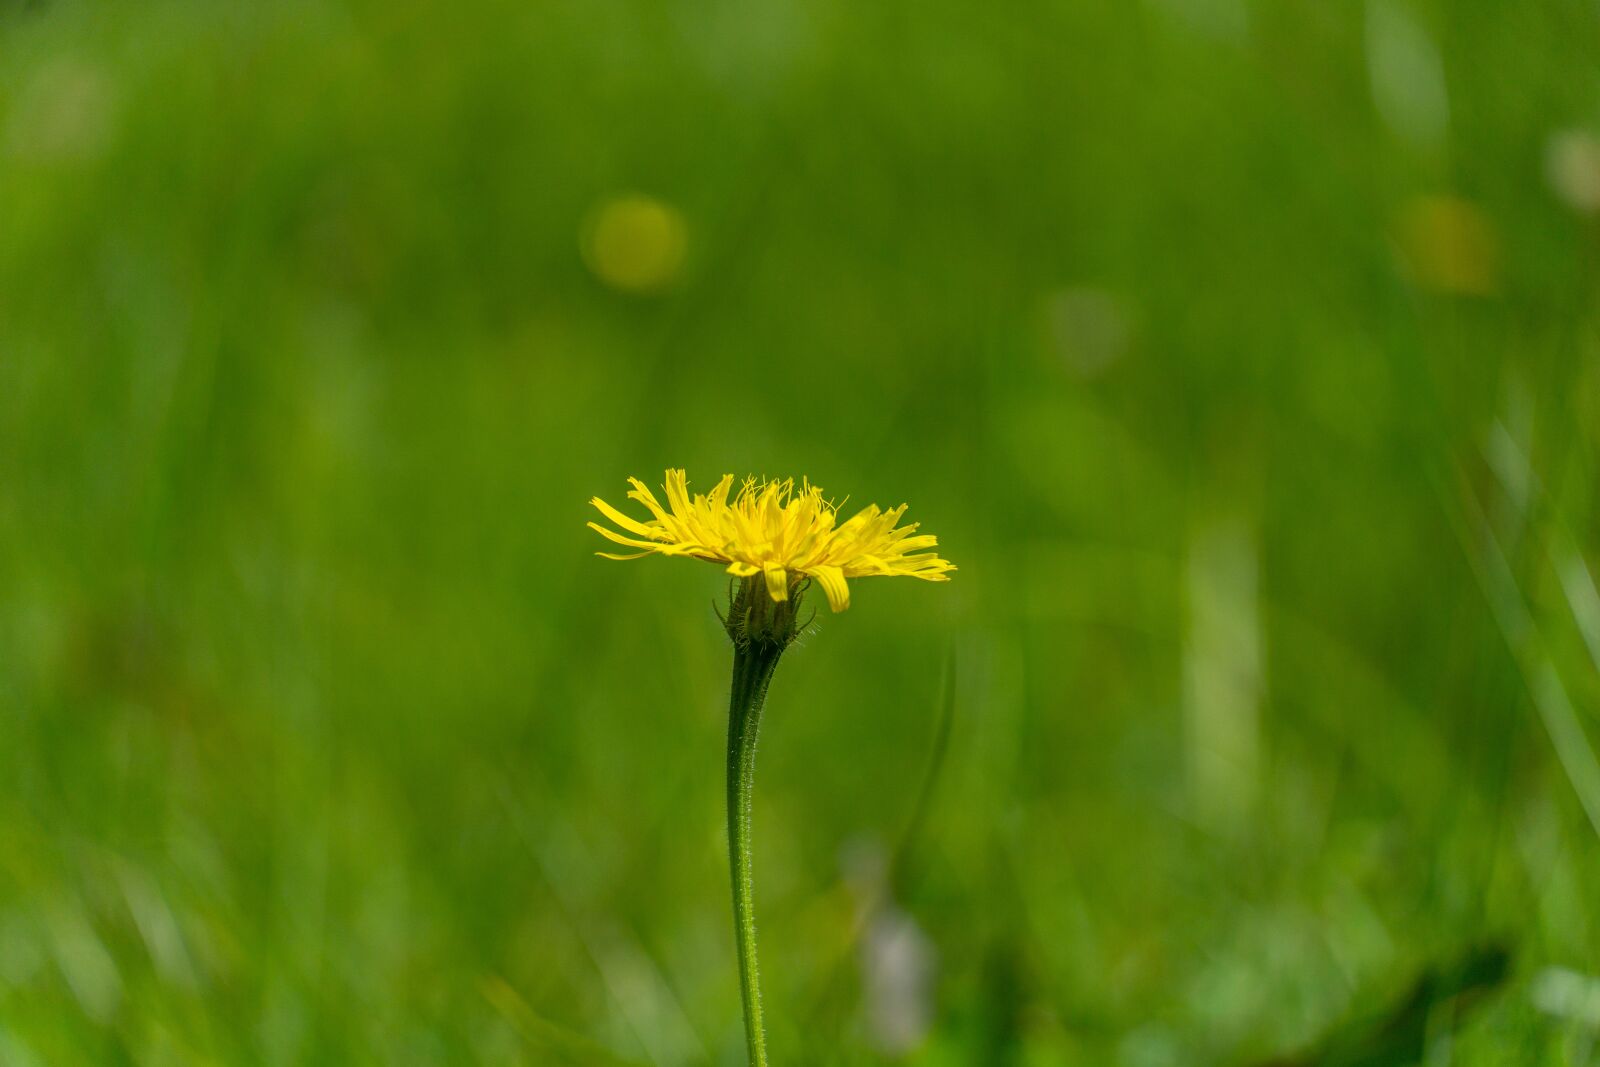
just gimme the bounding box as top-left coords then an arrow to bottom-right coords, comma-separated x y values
591,497 -> 659,538
663,468 -> 694,521
587,521 -> 663,550
810,565 -> 850,612
763,563 -> 788,602
626,477 -> 674,525
725,561 -> 760,577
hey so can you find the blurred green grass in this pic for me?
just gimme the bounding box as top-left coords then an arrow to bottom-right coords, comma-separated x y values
2,0 -> 1600,1063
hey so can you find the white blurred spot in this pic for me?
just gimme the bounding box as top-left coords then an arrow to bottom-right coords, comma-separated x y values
841,839 -> 936,1056
678,0 -> 813,95
863,914 -> 936,1054
1546,130 -> 1600,214
1531,966 -> 1600,1030
1044,287 -> 1132,378
1366,0 -> 1450,152
47,904 -> 121,1023
4,59 -> 117,164
1147,0 -> 1249,45
1118,1024 -> 1183,1067
115,863 -> 198,988
1184,515 -> 1262,828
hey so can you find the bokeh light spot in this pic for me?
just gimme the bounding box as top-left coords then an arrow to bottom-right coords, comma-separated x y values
1546,131 -> 1600,215
4,59 -> 116,164
581,194 -> 688,294
1392,195 -> 1499,296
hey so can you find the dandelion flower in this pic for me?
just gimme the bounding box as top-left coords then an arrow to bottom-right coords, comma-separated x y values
588,469 -> 954,615
587,469 -> 954,1066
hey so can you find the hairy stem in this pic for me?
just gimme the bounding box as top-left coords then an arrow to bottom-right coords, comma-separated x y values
726,638 -> 783,1066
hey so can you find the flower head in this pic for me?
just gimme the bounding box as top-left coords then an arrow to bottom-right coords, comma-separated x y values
589,469 -> 954,613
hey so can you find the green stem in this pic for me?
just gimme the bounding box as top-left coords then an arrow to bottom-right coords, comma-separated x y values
726,638 -> 783,1067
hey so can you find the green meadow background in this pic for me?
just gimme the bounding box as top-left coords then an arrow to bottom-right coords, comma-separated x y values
4,0 -> 1600,1063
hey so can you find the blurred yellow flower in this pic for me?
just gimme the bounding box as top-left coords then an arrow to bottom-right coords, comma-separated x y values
581,194 -> 688,293
589,469 -> 954,612
1393,195 -> 1499,296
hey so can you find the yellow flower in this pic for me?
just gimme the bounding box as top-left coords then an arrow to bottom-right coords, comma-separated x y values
589,469 -> 955,612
